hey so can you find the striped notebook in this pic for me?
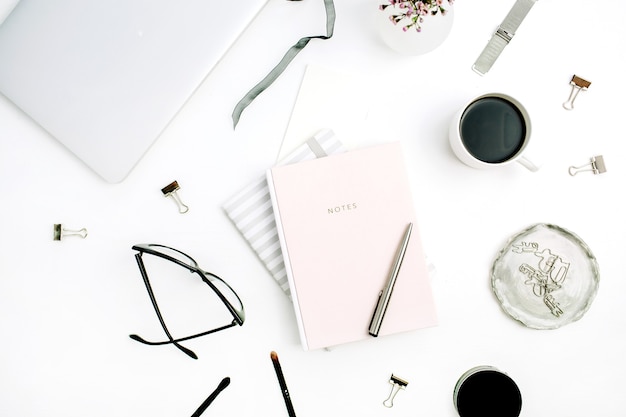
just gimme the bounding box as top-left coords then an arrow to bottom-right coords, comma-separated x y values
222,129 -> 345,296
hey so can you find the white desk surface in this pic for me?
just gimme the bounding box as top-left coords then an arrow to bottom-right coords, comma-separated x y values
1,1 -> 626,416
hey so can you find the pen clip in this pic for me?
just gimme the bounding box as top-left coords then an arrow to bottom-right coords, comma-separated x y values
368,291 -> 383,336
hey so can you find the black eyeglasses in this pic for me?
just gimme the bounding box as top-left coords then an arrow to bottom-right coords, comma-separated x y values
130,244 -> 245,359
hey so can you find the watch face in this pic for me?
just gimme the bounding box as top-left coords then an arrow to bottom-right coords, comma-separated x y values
491,223 -> 600,329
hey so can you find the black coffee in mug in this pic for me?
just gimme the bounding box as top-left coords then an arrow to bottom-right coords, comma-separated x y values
460,97 -> 526,164
453,367 -> 522,417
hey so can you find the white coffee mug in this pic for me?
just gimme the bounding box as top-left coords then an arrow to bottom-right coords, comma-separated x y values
449,93 -> 539,171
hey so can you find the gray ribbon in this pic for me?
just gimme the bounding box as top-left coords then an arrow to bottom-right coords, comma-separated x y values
232,0 -> 336,128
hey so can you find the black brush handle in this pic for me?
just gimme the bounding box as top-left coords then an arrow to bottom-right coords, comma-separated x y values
191,377 -> 231,417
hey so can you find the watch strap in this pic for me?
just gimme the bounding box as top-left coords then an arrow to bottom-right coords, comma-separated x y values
472,0 -> 537,75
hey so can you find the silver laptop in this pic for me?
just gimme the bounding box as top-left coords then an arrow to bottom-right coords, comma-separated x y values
0,0 -> 267,182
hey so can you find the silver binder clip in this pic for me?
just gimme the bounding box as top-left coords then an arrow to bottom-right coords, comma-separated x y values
569,155 -> 606,176
383,374 -> 409,408
563,75 -> 591,110
161,180 -> 189,214
53,224 -> 88,241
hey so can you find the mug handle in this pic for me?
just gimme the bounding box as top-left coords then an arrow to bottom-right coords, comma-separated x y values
516,155 -> 540,172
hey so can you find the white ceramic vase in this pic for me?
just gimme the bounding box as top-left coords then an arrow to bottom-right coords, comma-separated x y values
376,3 -> 454,55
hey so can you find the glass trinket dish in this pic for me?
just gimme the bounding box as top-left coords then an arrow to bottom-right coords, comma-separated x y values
491,223 -> 600,329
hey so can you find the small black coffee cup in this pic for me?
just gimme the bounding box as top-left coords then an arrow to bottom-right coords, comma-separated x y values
449,93 -> 539,171
453,366 -> 522,417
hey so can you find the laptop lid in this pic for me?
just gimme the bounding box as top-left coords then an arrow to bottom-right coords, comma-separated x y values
0,0 -> 268,183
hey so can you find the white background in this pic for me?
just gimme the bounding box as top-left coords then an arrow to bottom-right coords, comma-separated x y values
1,0 -> 625,416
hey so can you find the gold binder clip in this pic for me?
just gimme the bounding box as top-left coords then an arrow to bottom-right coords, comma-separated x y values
53,224 -> 88,241
161,180 -> 189,214
563,75 -> 591,110
569,155 -> 606,176
383,374 -> 409,408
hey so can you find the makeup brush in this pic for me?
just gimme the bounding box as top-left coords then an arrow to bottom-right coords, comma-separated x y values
270,351 -> 297,417
191,377 -> 231,417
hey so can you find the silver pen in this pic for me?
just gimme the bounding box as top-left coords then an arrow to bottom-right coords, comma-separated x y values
369,222 -> 413,337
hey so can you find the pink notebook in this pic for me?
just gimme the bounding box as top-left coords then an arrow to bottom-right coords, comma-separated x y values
267,142 -> 437,350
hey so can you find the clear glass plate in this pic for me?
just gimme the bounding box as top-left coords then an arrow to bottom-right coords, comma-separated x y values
491,223 -> 600,329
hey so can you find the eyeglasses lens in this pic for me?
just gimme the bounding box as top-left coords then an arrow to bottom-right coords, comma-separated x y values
204,274 -> 245,319
139,251 -> 238,340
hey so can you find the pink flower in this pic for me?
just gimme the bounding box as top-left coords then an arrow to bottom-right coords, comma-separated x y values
379,0 -> 454,33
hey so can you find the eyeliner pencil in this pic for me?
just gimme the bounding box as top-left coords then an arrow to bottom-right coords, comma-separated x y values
270,351 -> 297,417
191,376 -> 231,417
